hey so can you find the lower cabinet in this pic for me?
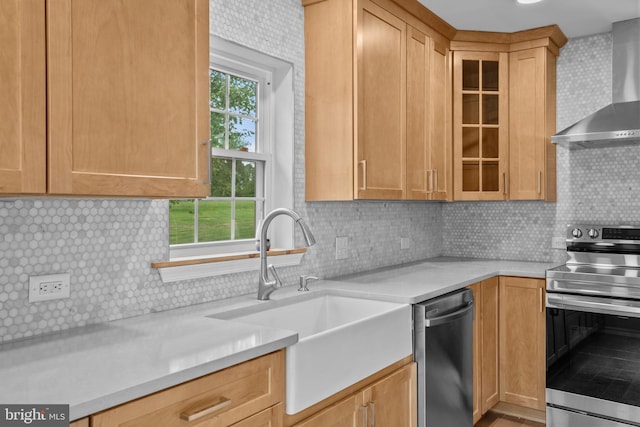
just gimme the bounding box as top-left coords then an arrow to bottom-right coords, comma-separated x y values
499,277 -> 546,411
91,350 -> 284,427
292,361 -> 416,427
469,277 -> 499,424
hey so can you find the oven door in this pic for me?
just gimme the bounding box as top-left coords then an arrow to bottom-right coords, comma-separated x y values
546,293 -> 640,426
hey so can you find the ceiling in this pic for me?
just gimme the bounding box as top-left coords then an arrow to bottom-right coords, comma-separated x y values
418,0 -> 640,38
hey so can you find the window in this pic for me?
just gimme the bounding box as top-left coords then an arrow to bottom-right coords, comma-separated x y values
169,36 -> 294,260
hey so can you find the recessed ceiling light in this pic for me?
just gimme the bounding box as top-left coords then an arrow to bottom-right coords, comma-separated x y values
516,0 -> 543,4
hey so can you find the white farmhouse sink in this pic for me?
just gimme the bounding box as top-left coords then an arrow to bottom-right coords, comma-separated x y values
211,294 -> 412,414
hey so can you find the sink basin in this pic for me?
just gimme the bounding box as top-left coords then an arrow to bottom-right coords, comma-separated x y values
211,294 -> 412,414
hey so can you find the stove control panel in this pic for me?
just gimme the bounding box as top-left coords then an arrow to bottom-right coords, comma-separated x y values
567,224 -> 640,243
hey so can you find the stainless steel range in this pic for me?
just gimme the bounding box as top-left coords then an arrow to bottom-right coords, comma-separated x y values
546,225 -> 640,426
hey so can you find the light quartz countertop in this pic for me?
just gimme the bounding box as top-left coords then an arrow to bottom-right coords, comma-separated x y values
0,257 -> 559,421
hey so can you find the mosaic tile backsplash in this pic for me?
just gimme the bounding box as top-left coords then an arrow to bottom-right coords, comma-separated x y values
0,2 -> 635,343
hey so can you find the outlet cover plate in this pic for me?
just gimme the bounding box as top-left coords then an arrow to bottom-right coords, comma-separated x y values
335,236 -> 349,260
29,273 -> 70,303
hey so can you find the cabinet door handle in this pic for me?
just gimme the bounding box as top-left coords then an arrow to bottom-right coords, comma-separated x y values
203,139 -> 212,184
503,172 -> 509,196
434,170 -> 438,193
369,402 -> 376,427
180,396 -> 231,422
539,288 -> 544,313
359,160 -> 367,191
360,405 -> 368,427
427,170 -> 433,194
537,171 -> 542,194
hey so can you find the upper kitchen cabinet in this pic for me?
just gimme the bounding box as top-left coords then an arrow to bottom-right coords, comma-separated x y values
452,51 -> 509,200
47,0 -> 210,197
0,0 -> 46,194
0,0 -> 210,197
406,27 -> 452,201
451,26 -> 566,201
303,0 -> 454,201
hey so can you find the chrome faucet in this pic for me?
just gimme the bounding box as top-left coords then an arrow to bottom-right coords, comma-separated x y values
257,208 -> 316,300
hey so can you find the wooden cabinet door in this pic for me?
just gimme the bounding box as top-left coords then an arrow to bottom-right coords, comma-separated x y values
406,26 -> 431,200
469,277 -> 499,423
293,394 -> 362,427
469,283 -> 483,424
46,0 -> 210,197
363,362 -> 416,427
232,404 -> 283,427
480,277 -> 499,414
356,0 -> 406,200
429,40 -> 451,201
509,47 -> 556,201
0,0 -> 46,194
453,51 -> 509,201
499,277 -> 546,411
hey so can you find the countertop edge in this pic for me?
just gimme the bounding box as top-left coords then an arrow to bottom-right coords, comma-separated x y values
70,337 -> 296,420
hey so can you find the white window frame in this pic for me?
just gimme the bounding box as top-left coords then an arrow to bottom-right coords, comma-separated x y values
169,36 -> 295,262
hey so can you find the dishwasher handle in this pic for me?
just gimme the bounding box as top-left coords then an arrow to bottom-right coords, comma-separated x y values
424,300 -> 474,327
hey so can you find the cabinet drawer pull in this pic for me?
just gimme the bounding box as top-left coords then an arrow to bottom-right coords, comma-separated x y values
359,160 -> 367,191
180,396 -> 231,422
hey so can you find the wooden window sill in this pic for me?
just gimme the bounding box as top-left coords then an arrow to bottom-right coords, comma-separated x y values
151,248 -> 307,283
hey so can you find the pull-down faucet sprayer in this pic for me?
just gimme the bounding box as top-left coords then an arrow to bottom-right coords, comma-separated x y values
257,208 -> 316,300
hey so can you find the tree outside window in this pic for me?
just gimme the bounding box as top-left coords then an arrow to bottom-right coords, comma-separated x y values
170,68 -> 266,246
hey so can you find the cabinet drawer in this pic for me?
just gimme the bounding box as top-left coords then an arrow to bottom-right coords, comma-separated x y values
92,350 -> 284,427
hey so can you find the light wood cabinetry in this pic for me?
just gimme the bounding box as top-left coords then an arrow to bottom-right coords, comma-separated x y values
293,361 -> 416,427
70,419 -> 89,427
0,0 -> 46,194
453,51 -> 509,200
469,277 -> 499,424
451,28 -> 566,202
499,277 -> 546,411
508,47 -> 557,201
303,0 -> 452,201
406,27 -> 452,200
1,0 -> 210,198
91,350 -> 285,427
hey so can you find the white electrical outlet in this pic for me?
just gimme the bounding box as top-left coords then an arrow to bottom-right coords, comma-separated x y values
401,237 -> 411,250
29,273 -> 70,302
335,236 -> 349,260
551,237 -> 566,249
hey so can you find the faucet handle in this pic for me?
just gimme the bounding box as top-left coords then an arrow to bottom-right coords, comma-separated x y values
268,264 -> 282,288
299,275 -> 319,292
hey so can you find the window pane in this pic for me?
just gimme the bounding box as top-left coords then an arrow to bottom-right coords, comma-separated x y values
463,127 -> 479,158
482,161 -> 499,191
482,61 -> 499,91
212,158 -> 232,197
235,201 -> 256,240
210,70 -> 226,110
462,60 -> 479,91
463,94 -> 479,124
229,76 -> 257,117
483,95 -> 499,124
198,200 -> 231,242
236,160 -> 256,197
169,200 -> 195,245
211,112 -> 226,149
228,117 -> 256,152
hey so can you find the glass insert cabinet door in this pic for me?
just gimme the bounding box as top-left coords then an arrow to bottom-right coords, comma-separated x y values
453,51 -> 508,200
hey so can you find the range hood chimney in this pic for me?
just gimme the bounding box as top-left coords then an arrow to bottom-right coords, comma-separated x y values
552,18 -> 640,148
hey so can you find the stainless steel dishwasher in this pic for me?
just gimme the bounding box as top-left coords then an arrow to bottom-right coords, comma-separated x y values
414,288 -> 474,427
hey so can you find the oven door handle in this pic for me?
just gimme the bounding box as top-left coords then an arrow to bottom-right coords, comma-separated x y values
547,293 -> 640,317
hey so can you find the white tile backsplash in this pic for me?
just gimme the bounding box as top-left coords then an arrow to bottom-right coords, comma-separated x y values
0,6 -> 630,343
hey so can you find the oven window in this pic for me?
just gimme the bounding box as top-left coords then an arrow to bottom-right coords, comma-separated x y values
547,308 -> 640,407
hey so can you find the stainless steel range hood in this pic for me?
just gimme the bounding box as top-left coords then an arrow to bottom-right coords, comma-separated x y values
552,18 -> 640,148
